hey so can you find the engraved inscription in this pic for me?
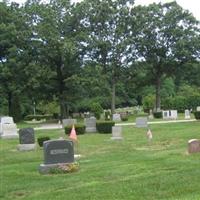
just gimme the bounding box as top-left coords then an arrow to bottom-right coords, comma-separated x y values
50,149 -> 69,155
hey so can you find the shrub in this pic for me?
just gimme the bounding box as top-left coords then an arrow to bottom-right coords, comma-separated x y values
153,112 -> 162,118
105,111 -> 111,120
65,124 -> 86,135
96,121 -> 115,133
24,114 -> 53,121
121,115 -> 128,121
90,102 -> 103,120
37,136 -> 50,147
194,111 -> 200,120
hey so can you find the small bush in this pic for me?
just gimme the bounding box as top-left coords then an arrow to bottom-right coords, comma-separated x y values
65,124 -> 86,135
153,112 -> 162,118
90,102 -> 103,120
96,121 -> 115,133
121,115 -> 128,121
37,136 -> 50,147
105,111 -> 111,120
194,111 -> 200,120
24,114 -> 53,121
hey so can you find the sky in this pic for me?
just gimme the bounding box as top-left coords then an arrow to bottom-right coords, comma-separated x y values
7,0 -> 200,20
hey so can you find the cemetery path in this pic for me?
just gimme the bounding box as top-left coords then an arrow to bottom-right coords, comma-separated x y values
19,119 -> 197,130
116,119 -> 197,126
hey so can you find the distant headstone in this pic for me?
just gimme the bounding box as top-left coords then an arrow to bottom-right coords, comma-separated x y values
185,109 -> 191,119
0,116 -> 18,139
148,109 -> 154,119
162,110 -> 177,120
112,114 -> 121,122
39,140 -> 75,174
170,110 -> 178,119
62,119 -> 77,128
188,139 -> 200,154
85,117 -> 96,133
135,117 -> 148,128
17,128 -> 36,151
162,110 -> 169,119
111,126 -> 123,140
197,106 -> 200,111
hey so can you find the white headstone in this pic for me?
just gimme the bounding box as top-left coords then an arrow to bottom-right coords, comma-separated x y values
170,110 -> 178,119
162,111 -> 169,119
185,109 -> 191,119
112,114 -> 121,122
135,117 -> 148,128
0,116 -> 18,139
111,126 -> 123,140
84,117 -> 96,133
197,106 -> 200,111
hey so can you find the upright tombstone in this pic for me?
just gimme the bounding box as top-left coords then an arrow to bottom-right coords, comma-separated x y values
162,110 -> 169,119
170,110 -> 178,119
85,117 -> 96,133
112,113 -> 121,122
188,139 -> 200,154
135,117 -> 148,128
62,119 -> 77,128
197,106 -> 200,111
148,109 -> 154,119
39,139 -> 75,174
185,109 -> 191,119
0,116 -> 18,139
111,126 -> 123,140
17,128 -> 36,151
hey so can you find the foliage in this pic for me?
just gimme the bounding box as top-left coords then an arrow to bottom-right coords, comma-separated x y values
24,114 -> 53,121
121,115 -> 128,121
142,95 -> 155,113
37,136 -> 50,147
193,111 -> 200,120
153,112 -> 162,119
49,162 -> 79,174
65,124 -> 86,135
96,121 -> 115,133
90,102 -> 103,120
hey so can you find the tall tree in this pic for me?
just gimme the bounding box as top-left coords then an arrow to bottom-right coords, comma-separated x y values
81,0 -> 134,114
131,2 -> 200,111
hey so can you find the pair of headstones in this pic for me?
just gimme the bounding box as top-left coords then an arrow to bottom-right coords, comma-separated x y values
162,110 -> 178,120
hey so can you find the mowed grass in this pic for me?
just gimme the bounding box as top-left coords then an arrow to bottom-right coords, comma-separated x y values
1,122 -> 200,200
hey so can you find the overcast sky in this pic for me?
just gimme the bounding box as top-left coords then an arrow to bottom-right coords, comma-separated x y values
7,0 -> 200,20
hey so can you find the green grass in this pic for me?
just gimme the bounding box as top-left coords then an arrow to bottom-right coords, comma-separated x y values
1,122 -> 200,199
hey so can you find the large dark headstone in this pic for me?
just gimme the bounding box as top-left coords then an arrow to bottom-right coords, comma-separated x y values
43,140 -> 74,164
19,128 -> 35,144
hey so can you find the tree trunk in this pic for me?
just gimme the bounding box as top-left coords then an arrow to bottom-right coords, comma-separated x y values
111,78 -> 116,115
155,76 -> 161,112
57,64 -> 67,121
8,91 -> 12,116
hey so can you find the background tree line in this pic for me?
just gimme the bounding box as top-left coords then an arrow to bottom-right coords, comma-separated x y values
0,0 -> 200,121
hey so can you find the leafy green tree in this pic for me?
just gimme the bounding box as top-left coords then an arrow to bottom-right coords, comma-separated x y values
131,2 -> 200,111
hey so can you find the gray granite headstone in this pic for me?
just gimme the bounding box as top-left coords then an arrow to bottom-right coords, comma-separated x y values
43,140 -> 74,164
19,128 -> 35,144
85,117 -> 96,133
135,117 -> 148,128
111,126 -> 123,140
62,119 -> 77,128
112,114 -> 121,122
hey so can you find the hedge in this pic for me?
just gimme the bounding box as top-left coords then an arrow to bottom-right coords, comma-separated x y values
194,111 -> 200,120
37,136 -> 50,147
65,124 -> 86,135
96,121 -> 115,133
153,112 -> 162,118
24,114 -> 53,121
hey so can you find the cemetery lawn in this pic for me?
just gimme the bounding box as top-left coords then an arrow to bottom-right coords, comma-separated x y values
1,122 -> 200,200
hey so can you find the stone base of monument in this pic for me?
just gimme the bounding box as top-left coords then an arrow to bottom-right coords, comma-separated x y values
111,136 -> 123,140
85,127 -> 96,133
17,143 -> 36,151
39,162 -> 79,174
0,133 -> 18,139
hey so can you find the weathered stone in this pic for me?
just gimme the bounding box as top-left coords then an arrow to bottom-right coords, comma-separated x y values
62,119 -> 77,128
111,126 -> 123,140
188,139 -> 200,154
112,114 -> 121,122
85,117 -> 96,133
19,128 -> 35,144
135,117 -> 148,128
